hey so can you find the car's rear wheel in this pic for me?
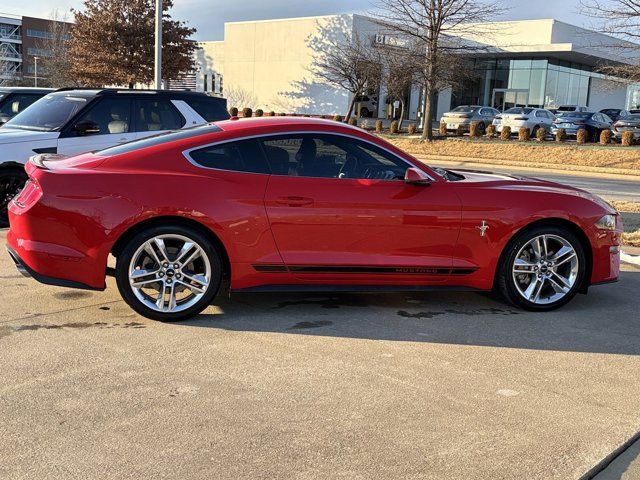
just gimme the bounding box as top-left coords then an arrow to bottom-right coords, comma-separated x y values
0,168 -> 27,228
531,125 -> 540,137
115,225 -> 223,321
498,225 -> 586,311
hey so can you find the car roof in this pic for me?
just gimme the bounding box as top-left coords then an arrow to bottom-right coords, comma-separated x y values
214,116 -> 364,134
0,87 -> 55,94
52,88 -> 220,99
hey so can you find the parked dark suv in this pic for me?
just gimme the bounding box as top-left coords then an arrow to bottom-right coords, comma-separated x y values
0,87 -> 54,126
0,88 -> 228,226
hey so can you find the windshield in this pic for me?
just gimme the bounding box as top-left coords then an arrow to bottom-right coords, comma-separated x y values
4,93 -> 89,131
451,106 -> 476,113
504,107 -> 533,114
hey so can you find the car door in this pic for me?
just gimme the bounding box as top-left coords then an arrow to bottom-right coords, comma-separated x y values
57,97 -> 135,155
133,97 -> 186,140
261,133 -> 462,284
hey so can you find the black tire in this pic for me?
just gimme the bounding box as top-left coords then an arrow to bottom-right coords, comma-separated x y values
591,129 -> 600,143
531,125 -> 540,138
360,107 -> 370,118
477,122 -> 486,135
115,224 -> 223,321
497,225 -> 586,311
0,167 -> 28,228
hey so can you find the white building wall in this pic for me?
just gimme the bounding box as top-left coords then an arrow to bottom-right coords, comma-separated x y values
219,15 -> 354,114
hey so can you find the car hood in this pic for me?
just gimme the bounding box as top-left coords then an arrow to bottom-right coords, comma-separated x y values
449,168 -> 612,208
0,127 -> 58,144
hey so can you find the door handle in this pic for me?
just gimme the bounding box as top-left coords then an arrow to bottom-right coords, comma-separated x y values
275,196 -> 314,207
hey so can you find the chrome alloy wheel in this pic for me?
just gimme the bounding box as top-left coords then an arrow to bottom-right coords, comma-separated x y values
511,234 -> 579,305
128,234 -> 211,313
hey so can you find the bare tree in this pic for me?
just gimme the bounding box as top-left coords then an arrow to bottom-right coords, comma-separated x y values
35,11 -> 77,88
376,0 -> 501,140
224,86 -> 258,111
381,43 -> 418,130
310,21 -> 382,121
580,0 -> 640,83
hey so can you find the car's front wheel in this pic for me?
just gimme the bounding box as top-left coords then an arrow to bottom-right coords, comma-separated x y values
0,168 -> 27,228
498,226 -> 586,311
115,225 -> 223,321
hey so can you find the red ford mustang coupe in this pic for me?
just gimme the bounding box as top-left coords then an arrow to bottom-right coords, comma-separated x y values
7,117 -> 621,320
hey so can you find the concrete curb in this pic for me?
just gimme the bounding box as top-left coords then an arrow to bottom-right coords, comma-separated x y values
621,252 -> 640,266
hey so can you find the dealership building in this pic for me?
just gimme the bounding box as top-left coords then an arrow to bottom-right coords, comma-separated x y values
194,14 -> 640,120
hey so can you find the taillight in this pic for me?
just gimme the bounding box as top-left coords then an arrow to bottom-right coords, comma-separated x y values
11,178 -> 42,211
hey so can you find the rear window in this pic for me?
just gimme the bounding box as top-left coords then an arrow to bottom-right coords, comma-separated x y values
95,124 -> 222,156
451,106 -> 476,113
504,107 -> 533,114
556,112 -> 592,119
186,96 -> 229,122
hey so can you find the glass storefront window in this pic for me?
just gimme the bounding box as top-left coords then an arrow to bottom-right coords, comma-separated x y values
511,59 -> 532,69
452,56 -> 625,111
529,69 -> 546,107
509,69 -> 531,90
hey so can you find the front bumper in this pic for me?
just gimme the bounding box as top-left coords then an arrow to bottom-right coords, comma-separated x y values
6,245 -> 103,291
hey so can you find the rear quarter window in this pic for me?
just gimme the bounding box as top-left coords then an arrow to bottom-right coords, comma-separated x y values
186,138 -> 269,174
186,96 -> 229,122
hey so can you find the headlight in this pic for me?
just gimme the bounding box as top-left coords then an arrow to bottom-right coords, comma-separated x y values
595,214 -> 616,230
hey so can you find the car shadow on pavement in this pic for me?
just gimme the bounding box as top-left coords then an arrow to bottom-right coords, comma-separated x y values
178,271 -> 640,356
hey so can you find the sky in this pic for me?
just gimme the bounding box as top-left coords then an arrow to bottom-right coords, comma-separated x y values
0,0 -> 599,41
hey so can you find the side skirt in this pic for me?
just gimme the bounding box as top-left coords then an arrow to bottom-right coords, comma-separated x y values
232,284 -> 487,294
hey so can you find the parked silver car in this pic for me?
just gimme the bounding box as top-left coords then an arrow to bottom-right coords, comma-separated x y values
493,107 -> 556,135
611,113 -> 640,140
441,105 -> 500,133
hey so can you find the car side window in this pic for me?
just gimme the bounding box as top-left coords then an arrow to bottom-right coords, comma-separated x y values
72,98 -> 132,135
260,134 -> 409,180
185,97 -> 229,122
135,98 -> 185,132
188,139 -> 270,174
0,93 -> 41,116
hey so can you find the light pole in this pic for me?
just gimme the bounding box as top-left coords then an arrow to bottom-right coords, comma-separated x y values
154,0 -> 163,89
33,56 -> 39,88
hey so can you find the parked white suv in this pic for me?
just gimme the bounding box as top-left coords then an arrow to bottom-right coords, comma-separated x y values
0,88 -> 228,226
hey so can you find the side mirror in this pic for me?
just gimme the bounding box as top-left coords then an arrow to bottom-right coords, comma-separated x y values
0,114 -> 10,126
404,167 -> 432,185
73,120 -> 100,136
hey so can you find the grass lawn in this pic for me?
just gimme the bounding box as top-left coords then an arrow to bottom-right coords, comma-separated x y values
385,137 -> 640,173
611,201 -> 640,247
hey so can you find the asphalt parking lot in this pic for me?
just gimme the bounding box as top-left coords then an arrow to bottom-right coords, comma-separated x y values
1,230 -> 640,479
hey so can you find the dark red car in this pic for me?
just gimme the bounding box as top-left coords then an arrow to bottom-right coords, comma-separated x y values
7,118 -> 622,320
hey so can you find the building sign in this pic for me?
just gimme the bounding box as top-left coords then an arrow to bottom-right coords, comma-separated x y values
373,34 -> 408,49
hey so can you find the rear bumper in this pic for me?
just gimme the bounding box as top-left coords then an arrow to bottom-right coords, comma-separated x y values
6,245 -> 103,291
612,130 -> 640,139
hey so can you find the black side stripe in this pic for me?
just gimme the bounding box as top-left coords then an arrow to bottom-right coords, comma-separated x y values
252,265 -> 477,275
